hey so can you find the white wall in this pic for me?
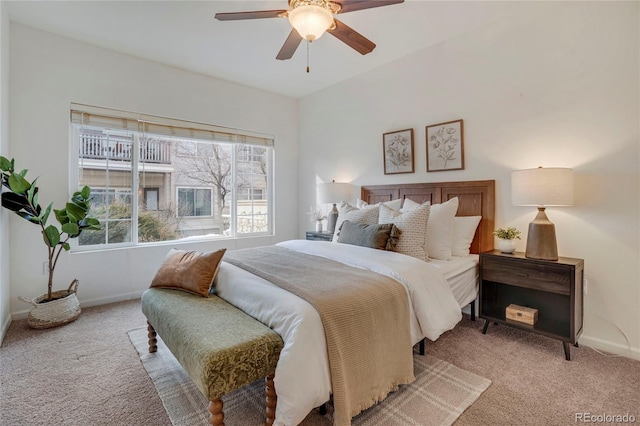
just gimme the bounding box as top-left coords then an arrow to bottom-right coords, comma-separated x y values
8,23 -> 299,318
298,2 -> 640,358
0,1 -> 11,340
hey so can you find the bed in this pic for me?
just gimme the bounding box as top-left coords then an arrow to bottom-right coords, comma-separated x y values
214,180 -> 495,426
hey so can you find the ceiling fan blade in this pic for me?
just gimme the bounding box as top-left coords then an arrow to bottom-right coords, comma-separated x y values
276,29 -> 304,60
214,10 -> 287,21
327,18 -> 376,55
333,0 -> 404,14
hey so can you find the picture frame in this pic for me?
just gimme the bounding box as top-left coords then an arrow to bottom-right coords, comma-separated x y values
426,119 -> 464,172
383,128 -> 414,175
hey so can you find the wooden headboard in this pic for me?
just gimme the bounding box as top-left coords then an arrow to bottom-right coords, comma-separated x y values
361,180 -> 495,254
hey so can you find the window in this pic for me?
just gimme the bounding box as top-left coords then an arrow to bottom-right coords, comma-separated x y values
70,104 -> 274,249
144,188 -> 159,211
177,188 -> 212,217
237,188 -> 264,200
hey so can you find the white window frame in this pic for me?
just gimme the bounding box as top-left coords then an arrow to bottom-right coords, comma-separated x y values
69,104 -> 274,251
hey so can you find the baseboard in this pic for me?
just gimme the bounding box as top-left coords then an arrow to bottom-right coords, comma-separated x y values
11,291 -> 145,321
579,334 -> 640,361
0,312 -> 11,344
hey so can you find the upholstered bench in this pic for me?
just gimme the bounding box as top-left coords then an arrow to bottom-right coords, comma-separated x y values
141,288 -> 284,426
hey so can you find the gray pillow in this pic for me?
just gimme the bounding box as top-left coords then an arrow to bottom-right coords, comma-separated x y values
337,220 -> 401,251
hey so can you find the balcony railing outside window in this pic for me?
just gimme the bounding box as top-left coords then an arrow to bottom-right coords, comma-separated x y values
80,133 -> 171,164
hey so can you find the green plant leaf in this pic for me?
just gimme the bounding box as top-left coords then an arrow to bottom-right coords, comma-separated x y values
39,202 -> 53,226
54,208 -> 69,225
0,156 -> 11,171
62,222 -> 79,235
16,211 -> 39,224
62,243 -> 71,251
17,169 -> 28,178
65,202 -> 86,222
32,188 -> 39,209
8,173 -> 30,195
43,225 -> 60,247
26,178 -> 38,203
81,186 -> 91,199
1,192 -> 30,212
81,217 -> 101,231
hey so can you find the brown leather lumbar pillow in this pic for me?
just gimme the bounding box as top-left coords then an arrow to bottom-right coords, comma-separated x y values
150,248 -> 226,297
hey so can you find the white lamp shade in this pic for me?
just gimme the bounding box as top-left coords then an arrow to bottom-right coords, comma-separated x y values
318,181 -> 351,204
511,167 -> 574,206
288,5 -> 333,41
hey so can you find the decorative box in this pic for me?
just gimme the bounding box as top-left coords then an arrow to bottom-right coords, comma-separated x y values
506,304 -> 538,325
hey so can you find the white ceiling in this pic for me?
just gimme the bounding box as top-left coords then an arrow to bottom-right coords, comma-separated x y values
6,1 -> 525,98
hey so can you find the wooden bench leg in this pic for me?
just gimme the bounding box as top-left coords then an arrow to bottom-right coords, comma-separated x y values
209,399 -> 224,426
147,321 -> 157,353
265,373 -> 277,425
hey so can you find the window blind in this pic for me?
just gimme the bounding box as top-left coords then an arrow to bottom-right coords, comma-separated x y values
70,103 -> 274,147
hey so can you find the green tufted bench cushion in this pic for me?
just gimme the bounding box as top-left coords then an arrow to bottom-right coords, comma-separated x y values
141,288 -> 283,424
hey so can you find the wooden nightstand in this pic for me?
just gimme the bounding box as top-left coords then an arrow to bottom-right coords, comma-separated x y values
479,250 -> 584,360
305,231 -> 333,242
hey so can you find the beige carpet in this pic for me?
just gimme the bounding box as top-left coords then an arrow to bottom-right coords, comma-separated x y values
2,299 -> 639,426
128,327 -> 491,426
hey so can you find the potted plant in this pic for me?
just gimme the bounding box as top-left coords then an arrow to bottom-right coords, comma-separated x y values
0,156 -> 100,329
493,226 -> 521,254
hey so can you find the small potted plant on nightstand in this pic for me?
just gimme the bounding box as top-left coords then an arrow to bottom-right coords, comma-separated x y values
0,156 -> 101,329
493,227 -> 521,254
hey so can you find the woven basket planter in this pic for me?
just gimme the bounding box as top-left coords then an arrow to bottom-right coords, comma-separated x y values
18,280 -> 81,329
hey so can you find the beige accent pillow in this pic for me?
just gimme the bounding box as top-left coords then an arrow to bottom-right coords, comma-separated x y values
332,203 -> 380,242
452,216 -> 482,256
378,202 -> 431,261
150,248 -> 226,297
425,197 -> 459,260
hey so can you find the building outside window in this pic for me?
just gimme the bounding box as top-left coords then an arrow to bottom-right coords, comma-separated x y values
70,104 -> 274,248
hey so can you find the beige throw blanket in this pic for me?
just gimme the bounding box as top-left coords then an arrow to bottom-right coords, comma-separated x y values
223,246 -> 415,426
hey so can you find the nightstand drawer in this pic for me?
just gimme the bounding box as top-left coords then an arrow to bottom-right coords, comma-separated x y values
482,257 -> 570,295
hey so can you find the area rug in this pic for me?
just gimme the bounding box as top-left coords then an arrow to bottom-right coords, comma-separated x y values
128,327 -> 491,426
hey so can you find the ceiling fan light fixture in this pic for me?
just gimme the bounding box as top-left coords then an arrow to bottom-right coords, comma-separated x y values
288,0 -> 334,41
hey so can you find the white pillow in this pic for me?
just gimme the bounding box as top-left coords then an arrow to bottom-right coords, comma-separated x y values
333,204 -> 380,242
356,198 -> 402,211
400,197 -> 421,212
425,197 -> 459,260
451,216 -> 482,257
378,202 -> 431,261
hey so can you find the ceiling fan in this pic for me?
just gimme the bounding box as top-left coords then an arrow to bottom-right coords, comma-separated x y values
215,0 -> 405,61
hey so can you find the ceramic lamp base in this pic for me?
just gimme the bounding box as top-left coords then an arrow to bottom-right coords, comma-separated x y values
525,207 -> 558,260
327,204 -> 338,234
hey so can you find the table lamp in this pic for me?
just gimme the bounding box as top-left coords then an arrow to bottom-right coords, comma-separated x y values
318,180 -> 351,234
511,167 -> 573,260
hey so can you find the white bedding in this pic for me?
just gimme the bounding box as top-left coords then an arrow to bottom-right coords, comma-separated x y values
429,254 -> 479,308
214,240 -> 462,426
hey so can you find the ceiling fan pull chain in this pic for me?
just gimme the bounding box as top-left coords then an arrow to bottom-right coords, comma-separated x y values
306,39 -> 310,73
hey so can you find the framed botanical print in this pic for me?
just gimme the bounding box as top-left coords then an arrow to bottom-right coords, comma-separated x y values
383,128 -> 414,175
426,119 -> 464,172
